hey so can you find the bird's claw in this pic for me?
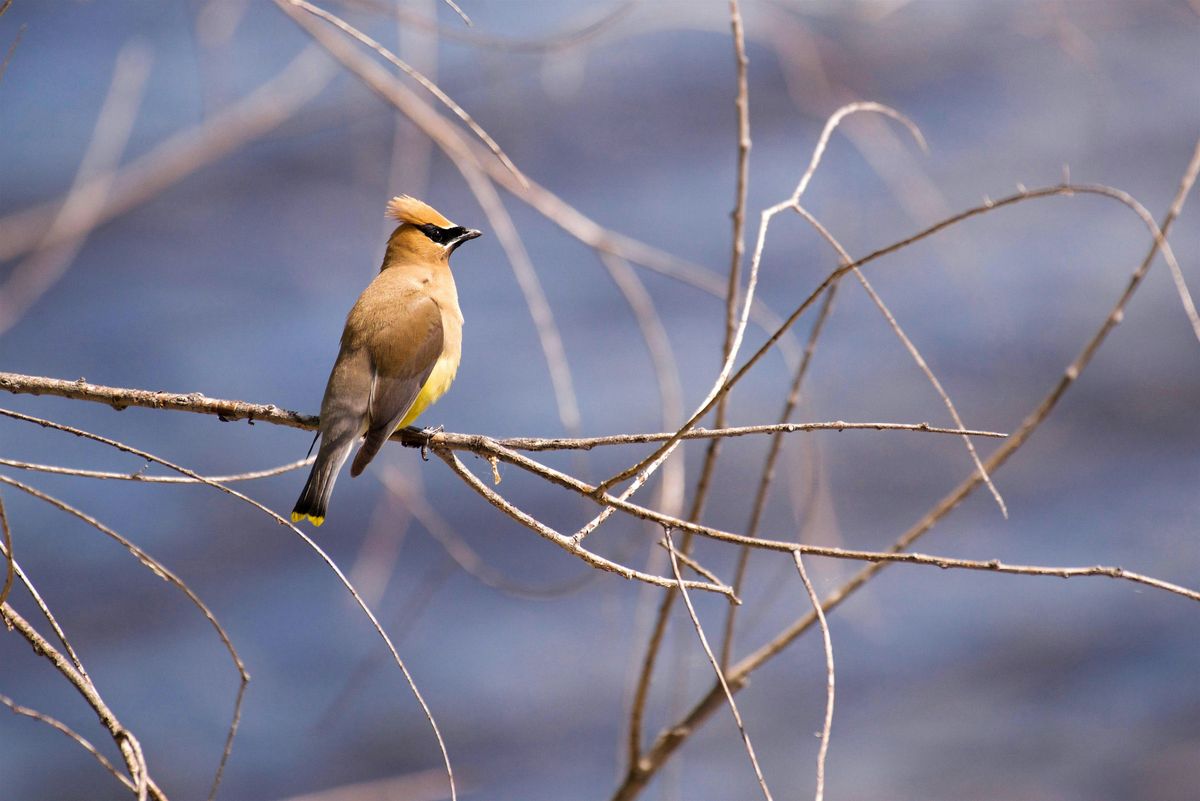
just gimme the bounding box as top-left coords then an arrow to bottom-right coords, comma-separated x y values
419,425 -> 443,461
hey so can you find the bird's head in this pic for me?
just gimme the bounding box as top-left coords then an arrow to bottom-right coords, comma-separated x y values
384,195 -> 482,266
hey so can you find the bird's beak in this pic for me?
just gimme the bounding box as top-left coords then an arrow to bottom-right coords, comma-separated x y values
446,227 -> 482,254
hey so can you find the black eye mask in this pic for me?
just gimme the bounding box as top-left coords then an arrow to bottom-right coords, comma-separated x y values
418,224 -> 470,246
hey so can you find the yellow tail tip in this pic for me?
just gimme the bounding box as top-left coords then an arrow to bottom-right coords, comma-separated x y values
290,511 -> 325,527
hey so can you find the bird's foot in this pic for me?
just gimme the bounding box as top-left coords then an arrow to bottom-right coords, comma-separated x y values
419,425 -> 444,461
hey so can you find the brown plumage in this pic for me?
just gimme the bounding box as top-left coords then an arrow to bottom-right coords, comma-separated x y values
292,196 -> 481,526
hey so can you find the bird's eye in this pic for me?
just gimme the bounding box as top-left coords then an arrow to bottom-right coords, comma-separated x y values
417,223 -> 450,244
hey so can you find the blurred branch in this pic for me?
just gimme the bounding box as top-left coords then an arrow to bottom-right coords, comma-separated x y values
0,41 -> 151,335
339,0 -> 636,53
0,46 -> 335,263
272,769 -> 456,801
271,1 -> 804,371
274,0 -> 525,185
453,155 -> 581,433
0,3 -> 22,87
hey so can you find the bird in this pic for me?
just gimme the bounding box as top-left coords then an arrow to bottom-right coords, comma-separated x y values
291,195 -> 481,526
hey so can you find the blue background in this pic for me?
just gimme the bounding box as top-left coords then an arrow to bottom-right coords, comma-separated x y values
2,2 -> 1199,800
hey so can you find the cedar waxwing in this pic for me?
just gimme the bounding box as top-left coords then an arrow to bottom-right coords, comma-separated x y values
291,196 -> 481,526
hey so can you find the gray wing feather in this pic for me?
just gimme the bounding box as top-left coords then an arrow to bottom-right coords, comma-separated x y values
350,297 -> 444,476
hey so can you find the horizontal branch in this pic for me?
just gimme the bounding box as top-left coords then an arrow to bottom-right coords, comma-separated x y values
0,371 -> 316,429
0,371 -> 1004,450
492,421 -> 1005,449
8,370 -> 1186,601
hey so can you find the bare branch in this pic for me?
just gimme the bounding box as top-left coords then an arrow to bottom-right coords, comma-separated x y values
0,46 -> 335,264
342,0 -> 636,53
0,41 -> 152,335
665,530 -> 772,801
792,203 -> 1007,516
792,553 -> 833,801
0,407 -> 459,801
377,466 -> 599,599
720,285 -> 838,670
432,447 -> 736,598
1,693 -> 137,794
0,370 -> 1005,446
0,455 -> 313,483
2,604 -> 165,800
274,0 -> 525,186
0,473 -> 248,800
0,525 -> 90,678
610,139 -> 1200,801
0,495 -> 12,608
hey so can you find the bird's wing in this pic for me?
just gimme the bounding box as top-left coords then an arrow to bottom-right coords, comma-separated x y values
346,293 -> 445,477
366,293 -> 445,433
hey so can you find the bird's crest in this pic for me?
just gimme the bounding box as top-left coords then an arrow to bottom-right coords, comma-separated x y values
386,195 -> 453,228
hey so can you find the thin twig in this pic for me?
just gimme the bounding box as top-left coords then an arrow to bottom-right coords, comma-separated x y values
0,694 -> 137,794
608,139 -> 1200,801
0,407 -> 459,801
1,605 -> 165,800
0,496 -> 12,608
0,372 -> 1007,444
0,473 -> 249,801
793,202 -> 1007,517
792,552 -> 833,801
0,530 -> 90,678
0,46 -> 334,263
654,539 -> 725,587
378,466 -> 599,598
276,0 -> 525,186
690,0 -> 753,521
0,455 -> 313,483
0,41 -> 152,334
720,285 -> 837,670
665,530 -> 772,801
432,447 -> 735,598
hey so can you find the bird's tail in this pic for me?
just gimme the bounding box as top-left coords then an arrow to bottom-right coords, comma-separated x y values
291,439 -> 353,526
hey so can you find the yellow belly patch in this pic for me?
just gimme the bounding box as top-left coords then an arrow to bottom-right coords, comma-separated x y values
399,354 -> 458,428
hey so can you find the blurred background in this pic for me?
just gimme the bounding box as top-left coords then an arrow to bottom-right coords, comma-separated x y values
2,1 -> 1199,799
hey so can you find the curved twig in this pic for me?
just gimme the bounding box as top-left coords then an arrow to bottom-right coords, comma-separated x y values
275,0 -> 525,186
0,407 -> 459,801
